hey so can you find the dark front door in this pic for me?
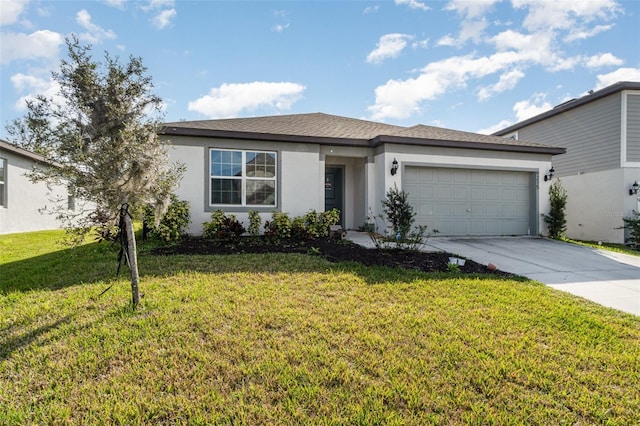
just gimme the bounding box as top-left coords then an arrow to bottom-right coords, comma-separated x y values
324,167 -> 344,226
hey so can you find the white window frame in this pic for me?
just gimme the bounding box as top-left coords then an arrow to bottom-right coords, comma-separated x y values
209,148 -> 277,208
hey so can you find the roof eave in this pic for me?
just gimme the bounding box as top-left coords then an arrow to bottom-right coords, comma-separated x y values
372,135 -> 566,155
160,126 -> 372,147
0,139 -> 61,167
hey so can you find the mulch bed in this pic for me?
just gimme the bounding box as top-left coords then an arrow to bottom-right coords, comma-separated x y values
150,236 -> 512,277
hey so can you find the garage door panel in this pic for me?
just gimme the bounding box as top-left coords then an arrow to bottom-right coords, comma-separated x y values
405,167 -> 531,236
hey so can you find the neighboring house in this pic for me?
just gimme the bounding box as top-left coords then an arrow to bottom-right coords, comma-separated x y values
161,113 -> 564,237
0,139 -> 73,235
494,81 -> 640,244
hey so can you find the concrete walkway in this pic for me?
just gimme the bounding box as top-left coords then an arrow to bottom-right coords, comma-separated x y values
346,232 -> 640,316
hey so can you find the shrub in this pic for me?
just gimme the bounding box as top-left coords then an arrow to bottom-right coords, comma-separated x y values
264,212 -> 292,239
143,196 -> 191,243
266,209 -> 340,240
368,188 -> 436,251
621,210 -> 640,247
248,211 -> 262,236
203,210 -> 245,241
544,180 -> 567,239
381,184 -> 415,240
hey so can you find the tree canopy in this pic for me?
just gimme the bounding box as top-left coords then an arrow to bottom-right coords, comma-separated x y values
8,36 -> 183,237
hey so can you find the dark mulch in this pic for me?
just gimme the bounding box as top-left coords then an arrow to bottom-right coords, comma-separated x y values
150,236 -> 513,277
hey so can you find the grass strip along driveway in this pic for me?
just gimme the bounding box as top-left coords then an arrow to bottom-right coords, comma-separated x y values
1,230 -> 639,425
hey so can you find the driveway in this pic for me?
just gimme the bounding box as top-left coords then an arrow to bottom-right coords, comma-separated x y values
425,237 -> 640,316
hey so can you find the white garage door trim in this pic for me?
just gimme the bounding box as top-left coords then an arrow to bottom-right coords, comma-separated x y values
404,166 -> 534,236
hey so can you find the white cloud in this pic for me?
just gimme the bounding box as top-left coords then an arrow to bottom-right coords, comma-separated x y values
477,69 -> 525,101
565,24 -> 613,42
412,38 -> 429,49
363,5 -> 380,14
141,0 -> 174,11
436,34 -> 456,47
585,53 -> 623,68
272,23 -> 290,33
0,0 -> 29,26
458,17 -> 488,43
368,45 -> 552,120
513,94 -> 552,121
440,0 -> 497,47
595,68 -> 640,89
0,30 -> 63,64
366,33 -> 413,64
512,0 -> 620,32
444,0 -> 500,19
477,119 -> 514,135
140,0 -> 176,29
549,55 -> 584,72
103,0 -> 126,9
188,82 -> 306,118
76,9 -> 116,43
395,0 -> 430,11
10,73 -> 62,112
151,8 -> 176,29
369,53 -> 508,120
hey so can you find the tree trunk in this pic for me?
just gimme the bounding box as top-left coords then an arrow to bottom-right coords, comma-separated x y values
123,212 -> 140,309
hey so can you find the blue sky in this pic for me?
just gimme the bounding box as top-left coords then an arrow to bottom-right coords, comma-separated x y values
1,0 -> 639,141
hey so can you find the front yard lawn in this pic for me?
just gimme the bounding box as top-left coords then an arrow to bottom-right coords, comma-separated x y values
1,230 -> 639,425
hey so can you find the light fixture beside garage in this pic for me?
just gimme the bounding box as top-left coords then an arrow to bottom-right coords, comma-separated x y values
543,167 -> 555,182
630,181 -> 640,196
391,158 -> 399,175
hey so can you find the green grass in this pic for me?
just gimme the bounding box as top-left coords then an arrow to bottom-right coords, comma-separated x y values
563,238 -> 640,257
1,230 -> 639,425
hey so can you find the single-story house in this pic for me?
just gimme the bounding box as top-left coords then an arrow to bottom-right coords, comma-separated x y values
0,139 -> 76,235
494,81 -> 640,244
161,113 -> 565,237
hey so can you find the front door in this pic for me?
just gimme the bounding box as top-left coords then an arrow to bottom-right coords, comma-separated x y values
324,167 -> 344,226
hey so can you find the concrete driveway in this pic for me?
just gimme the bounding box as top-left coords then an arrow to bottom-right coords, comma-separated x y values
426,237 -> 640,316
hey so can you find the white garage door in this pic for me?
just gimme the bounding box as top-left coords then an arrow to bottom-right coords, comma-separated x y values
404,167 -> 531,236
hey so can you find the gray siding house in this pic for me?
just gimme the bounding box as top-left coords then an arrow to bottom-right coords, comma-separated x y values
494,81 -> 640,244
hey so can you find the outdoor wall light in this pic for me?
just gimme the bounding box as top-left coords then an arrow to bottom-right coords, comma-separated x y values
391,158 -> 399,176
630,181 -> 640,196
543,167 -> 555,182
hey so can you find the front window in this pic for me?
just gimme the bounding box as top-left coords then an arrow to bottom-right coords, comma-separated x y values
210,149 -> 276,207
0,158 -> 6,207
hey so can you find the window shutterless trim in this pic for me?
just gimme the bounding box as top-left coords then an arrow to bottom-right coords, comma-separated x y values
206,148 -> 279,212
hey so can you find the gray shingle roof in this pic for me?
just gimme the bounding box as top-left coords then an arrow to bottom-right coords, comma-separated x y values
164,113 -> 404,139
163,112 -> 565,154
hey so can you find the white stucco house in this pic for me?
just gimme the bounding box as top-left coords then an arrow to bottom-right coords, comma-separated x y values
0,139 -> 73,235
161,113 -> 565,237
494,81 -> 640,244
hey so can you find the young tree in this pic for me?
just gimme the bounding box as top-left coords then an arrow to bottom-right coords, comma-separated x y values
544,180 -> 568,239
7,36 -> 183,309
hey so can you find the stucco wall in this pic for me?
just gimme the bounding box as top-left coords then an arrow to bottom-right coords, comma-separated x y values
167,137 -> 323,235
371,146 -> 553,236
0,149 -> 69,234
166,135 -> 556,237
560,168 -> 629,243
